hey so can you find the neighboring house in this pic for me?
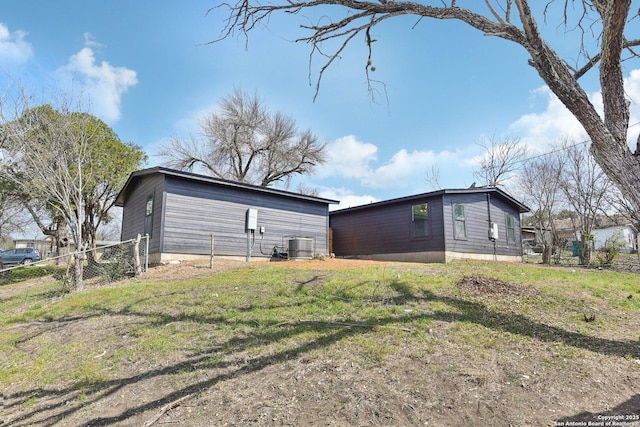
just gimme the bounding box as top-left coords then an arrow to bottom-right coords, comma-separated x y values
520,226 -> 550,254
115,167 -> 338,264
13,238 -> 52,259
591,224 -> 637,254
329,188 -> 529,263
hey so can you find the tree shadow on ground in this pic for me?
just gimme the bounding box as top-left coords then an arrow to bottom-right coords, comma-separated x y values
558,394 -> 640,423
5,276 -> 639,426
386,278 -> 638,359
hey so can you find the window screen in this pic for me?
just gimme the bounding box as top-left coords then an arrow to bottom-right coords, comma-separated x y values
505,213 -> 516,243
453,204 -> 466,239
412,203 -> 429,237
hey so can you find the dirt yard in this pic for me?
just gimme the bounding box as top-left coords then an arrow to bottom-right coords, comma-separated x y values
2,258 -> 639,426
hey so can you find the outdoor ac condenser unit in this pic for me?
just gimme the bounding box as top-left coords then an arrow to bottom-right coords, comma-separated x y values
288,237 -> 314,260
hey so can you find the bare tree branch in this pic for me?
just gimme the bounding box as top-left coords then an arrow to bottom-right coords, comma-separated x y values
519,150 -> 564,264
160,89 -> 326,187
473,136 -> 527,187
213,1 -> 640,216
424,164 -> 441,191
558,138 -> 613,264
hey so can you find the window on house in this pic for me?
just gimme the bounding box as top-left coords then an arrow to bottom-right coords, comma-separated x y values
505,213 -> 516,243
453,203 -> 467,239
144,194 -> 154,237
412,203 -> 429,237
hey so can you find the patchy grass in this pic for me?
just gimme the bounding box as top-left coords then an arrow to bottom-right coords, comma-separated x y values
1,259 -> 639,426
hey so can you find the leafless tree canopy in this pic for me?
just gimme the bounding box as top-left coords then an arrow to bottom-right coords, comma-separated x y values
214,1 -> 640,214
160,89 -> 327,187
519,138 -> 614,265
558,140 -> 612,264
423,164 -> 441,191
519,152 -> 564,264
474,136 -> 527,188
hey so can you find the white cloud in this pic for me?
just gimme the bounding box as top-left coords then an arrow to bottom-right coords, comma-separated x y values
315,135 -> 378,180
362,148 -> 436,188
507,86 -> 590,153
317,68 -> 640,206
318,187 -> 379,210
625,69 -> 640,143
60,39 -> 137,123
315,134 -> 479,194
0,22 -> 33,65
507,69 -> 640,153
317,135 -> 440,189
83,32 -> 103,48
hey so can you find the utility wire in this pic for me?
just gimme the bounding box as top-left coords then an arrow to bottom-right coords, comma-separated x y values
516,120 -> 640,164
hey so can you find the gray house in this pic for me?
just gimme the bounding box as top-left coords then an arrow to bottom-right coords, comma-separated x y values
329,188 -> 530,263
115,167 -> 338,263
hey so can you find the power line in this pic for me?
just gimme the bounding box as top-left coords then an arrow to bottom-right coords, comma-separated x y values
517,119 -> 640,164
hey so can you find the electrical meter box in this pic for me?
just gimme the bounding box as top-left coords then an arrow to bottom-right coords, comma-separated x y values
489,223 -> 499,240
246,208 -> 258,231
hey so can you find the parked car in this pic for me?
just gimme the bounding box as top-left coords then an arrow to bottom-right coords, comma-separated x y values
0,248 -> 42,265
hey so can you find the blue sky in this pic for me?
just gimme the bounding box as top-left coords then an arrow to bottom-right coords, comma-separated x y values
3,1 -> 640,210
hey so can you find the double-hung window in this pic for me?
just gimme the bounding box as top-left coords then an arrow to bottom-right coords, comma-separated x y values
505,213 -> 516,244
453,203 -> 467,239
412,203 -> 429,237
144,194 -> 154,237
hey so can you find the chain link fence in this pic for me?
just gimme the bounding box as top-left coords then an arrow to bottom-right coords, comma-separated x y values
0,235 -> 149,289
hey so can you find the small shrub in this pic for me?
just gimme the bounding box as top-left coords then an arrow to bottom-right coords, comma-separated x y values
96,246 -> 133,282
595,233 -> 624,266
0,265 -> 65,286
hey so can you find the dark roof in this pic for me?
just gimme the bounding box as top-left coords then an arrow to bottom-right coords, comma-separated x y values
115,166 -> 340,207
330,187 -> 530,215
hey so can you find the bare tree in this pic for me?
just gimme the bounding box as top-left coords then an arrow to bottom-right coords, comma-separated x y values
215,1 -> 640,216
296,182 -> 321,197
603,187 -> 640,230
474,136 -> 527,188
558,140 -> 613,265
424,164 -> 441,191
160,89 -> 327,187
519,153 -> 564,264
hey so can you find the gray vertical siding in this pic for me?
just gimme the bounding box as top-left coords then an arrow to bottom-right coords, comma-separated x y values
442,193 -> 522,257
161,176 -> 330,257
118,169 -> 527,263
330,197 -> 446,256
120,174 -> 164,254
490,195 -> 523,256
330,189 -> 526,262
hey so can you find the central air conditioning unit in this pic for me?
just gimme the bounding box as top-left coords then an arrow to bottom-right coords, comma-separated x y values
287,237 -> 314,260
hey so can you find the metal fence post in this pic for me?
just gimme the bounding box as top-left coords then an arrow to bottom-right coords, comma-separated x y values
145,234 -> 150,272
210,233 -> 214,269
133,234 -> 142,276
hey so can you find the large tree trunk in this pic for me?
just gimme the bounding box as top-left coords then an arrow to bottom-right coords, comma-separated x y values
55,221 -> 72,266
74,253 -> 85,292
515,0 -> 640,216
579,232 -> 593,266
542,244 -> 553,265
588,139 -> 640,214
220,1 -> 640,213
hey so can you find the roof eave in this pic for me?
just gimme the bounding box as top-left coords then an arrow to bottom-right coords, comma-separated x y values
115,166 -> 339,207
